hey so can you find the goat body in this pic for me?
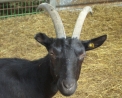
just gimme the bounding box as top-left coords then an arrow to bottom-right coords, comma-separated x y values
0,57 -> 57,98
0,33 -> 107,98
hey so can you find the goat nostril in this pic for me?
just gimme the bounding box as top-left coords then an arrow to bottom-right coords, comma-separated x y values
63,80 -> 74,89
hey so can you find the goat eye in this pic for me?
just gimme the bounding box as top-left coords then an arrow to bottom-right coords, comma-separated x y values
50,52 -> 54,55
49,50 -> 54,55
50,51 -> 56,59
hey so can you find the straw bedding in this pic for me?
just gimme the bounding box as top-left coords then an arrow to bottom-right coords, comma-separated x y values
0,4 -> 122,98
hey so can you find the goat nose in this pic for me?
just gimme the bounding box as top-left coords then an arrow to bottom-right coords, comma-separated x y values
63,79 -> 75,89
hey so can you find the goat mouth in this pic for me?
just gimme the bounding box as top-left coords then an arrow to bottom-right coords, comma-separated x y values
57,79 -> 77,96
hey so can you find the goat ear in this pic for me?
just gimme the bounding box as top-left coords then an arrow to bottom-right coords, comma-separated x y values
82,35 -> 107,51
35,33 -> 53,50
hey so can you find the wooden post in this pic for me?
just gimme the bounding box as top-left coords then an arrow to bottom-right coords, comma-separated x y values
49,0 -> 56,8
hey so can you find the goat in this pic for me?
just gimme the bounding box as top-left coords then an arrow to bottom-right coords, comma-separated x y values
0,3 -> 107,98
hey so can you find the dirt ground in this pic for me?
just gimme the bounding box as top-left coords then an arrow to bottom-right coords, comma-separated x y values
0,4 -> 122,98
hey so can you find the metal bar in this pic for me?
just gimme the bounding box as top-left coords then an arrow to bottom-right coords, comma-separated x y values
0,0 -> 21,3
10,3 -> 12,15
25,2 -> 27,13
21,2 -> 24,14
0,12 -> 39,19
14,3 -> 15,14
29,2 -> 30,13
2,3 -> 4,16
32,1 -> 33,13
18,2 -> 19,14
7,2 -> 8,16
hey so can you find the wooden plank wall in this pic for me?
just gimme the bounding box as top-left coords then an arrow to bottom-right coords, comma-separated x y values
55,0 -> 122,7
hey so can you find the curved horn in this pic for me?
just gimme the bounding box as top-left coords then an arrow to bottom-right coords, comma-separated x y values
37,3 -> 66,38
72,6 -> 92,39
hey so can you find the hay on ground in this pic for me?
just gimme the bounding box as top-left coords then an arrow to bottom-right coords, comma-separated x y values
0,4 -> 122,98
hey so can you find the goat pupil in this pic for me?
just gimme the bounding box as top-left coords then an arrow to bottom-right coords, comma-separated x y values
50,53 -> 53,55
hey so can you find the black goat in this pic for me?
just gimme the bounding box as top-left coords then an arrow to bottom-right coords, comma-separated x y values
0,3 -> 107,98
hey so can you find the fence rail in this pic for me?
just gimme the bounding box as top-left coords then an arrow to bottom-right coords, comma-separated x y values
56,0 -> 122,8
0,0 -> 44,3
56,0 -> 122,7
0,0 -> 21,3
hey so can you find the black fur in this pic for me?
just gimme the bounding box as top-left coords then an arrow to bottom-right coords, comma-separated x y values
0,33 -> 107,98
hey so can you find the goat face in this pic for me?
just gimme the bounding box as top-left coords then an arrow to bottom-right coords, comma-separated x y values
35,33 -> 107,96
